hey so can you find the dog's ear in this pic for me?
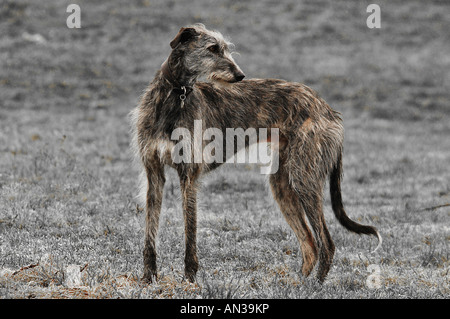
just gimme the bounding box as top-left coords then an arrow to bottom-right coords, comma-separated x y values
170,27 -> 198,49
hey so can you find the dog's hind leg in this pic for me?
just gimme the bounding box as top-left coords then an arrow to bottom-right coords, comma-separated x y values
301,190 -> 335,282
269,150 -> 319,277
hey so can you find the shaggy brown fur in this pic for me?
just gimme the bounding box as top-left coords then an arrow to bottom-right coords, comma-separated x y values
130,24 -> 381,284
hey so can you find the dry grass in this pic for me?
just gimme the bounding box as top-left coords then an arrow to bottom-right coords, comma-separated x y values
0,0 -> 449,298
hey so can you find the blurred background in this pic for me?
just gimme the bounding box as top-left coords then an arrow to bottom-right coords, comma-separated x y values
2,0 -> 449,118
0,0 -> 448,298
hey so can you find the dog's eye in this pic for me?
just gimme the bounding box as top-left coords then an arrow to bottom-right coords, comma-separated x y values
208,45 -> 220,54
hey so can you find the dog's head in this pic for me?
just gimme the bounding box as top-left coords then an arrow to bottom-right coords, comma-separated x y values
169,24 -> 245,84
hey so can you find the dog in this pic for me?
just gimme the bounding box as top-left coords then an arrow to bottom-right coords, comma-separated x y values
130,24 -> 381,283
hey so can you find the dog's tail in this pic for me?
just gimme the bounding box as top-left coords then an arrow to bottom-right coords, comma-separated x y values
329,152 -> 382,253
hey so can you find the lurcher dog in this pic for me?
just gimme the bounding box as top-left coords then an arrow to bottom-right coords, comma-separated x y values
130,24 -> 381,283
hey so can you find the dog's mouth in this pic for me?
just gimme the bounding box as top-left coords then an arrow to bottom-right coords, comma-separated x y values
227,76 -> 245,83
209,72 -> 245,84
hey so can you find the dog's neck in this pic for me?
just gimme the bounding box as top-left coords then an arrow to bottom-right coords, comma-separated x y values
160,58 -> 183,88
160,54 -> 197,91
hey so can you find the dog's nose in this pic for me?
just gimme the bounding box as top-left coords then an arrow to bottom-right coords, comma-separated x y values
235,73 -> 245,82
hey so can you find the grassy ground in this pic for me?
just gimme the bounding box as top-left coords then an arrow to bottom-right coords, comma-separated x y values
0,0 -> 449,298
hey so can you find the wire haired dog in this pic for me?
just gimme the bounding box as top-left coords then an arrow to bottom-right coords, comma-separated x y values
130,24 -> 381,284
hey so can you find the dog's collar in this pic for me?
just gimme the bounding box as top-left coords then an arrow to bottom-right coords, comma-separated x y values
160,58 -> 193,105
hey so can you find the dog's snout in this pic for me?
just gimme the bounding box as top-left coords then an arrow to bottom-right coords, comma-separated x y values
228,68 -> 245,83
235,73 -> 245,82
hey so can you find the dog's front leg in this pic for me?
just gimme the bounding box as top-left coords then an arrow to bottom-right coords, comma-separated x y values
142,155 -> 165,283
178,169 -> 200,282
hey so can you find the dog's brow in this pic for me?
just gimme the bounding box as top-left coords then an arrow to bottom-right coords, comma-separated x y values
204,36 -> 220,46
